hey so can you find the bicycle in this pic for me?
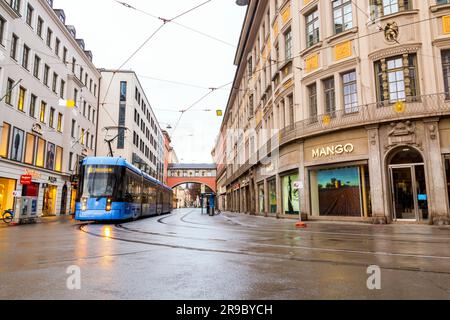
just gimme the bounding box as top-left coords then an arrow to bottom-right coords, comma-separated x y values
2,210 -> 14,224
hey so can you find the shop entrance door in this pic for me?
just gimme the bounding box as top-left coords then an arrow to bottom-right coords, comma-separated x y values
388,148 -> 428,222
42,185 -> 57,216
390,165 -> 428,221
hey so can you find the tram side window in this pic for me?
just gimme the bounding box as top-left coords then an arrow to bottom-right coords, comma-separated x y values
149,184 -> 156,207
125,170 -> 142,203
142,180 -> 150,204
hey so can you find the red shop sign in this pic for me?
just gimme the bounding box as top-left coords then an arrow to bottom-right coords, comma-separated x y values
20,175 -> 33,186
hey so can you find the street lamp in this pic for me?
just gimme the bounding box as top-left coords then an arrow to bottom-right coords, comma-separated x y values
236,0 -> 249,6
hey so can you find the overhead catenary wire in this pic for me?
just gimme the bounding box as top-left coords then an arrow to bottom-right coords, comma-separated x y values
114,0 -> 236,48
100,0 -> 214,121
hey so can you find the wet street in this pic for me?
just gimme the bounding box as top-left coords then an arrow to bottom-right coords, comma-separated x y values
0,208 -> 449,300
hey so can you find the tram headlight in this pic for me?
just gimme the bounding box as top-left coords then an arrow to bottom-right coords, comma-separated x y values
106,198 -> 112,212
81,197 -> 87,211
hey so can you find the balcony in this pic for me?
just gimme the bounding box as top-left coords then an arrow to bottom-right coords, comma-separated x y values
225,93 -> 450,185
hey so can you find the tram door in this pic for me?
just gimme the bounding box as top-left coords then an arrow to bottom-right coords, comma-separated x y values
389,148 -> 429,222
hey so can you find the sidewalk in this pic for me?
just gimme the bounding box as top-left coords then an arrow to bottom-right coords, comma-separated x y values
0,215 -> 74,228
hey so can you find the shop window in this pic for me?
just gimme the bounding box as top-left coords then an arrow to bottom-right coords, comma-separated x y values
258,183 -> 265,214
268,179 -> 277,214
24,133 -> 36,164
46,143 -> 56,170
0,178 -> 16,213
310,165 -> 371,217
282,173 -> 299,215
22,183 -> 39,197
446,158 -> 450,209
10,127 -> 24,162
36,138 -> 46,168
0,122 -> 11,158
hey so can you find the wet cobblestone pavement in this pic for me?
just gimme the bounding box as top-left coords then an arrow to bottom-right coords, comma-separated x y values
1,209 -> 449,299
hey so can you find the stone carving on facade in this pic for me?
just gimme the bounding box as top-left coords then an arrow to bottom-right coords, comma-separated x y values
385,121 -> 422,151
428,124 -> 437,140
384,22 -> 399,43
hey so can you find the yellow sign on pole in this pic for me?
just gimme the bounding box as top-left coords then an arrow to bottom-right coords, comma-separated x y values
216,110 -> 223,117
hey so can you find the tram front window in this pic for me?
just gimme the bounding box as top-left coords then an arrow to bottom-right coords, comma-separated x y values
81,166 -> 118,198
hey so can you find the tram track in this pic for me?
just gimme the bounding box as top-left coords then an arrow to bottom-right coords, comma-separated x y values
78,210 -> 450,276
155,209 -> 450,245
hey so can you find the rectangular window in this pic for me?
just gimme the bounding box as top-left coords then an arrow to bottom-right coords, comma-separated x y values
10,127 -> 24,162
72,58 -> 76,73
37,17 -> 43,38
26,4 -> 34,27
49,107 -> 55,128
43,64 -> 50,86
60,79 -> 65,99
332,0 -> 352,34
442,50 -> 450,99
71,119 -> 76,138
268,179 -> 277,214
282,172 -> 300,215
33,55 -> 40,78
35,138 -> 45,168
40,101 -> 46,123
69,152 -> 73,172
55,146 -> 63,172
52,73 -> 58,93
306,9 -> 320,47
5,78 -> 14,105
445,157 -> 450,210
63,47 -> 68,64
46,28 -> 52,48
309,165 -> 371,217
0,15 -> 6,46
10,34 -> 18,60
29,94 -> 37,118
342,70 -> 358,113
0,123 -> 11,158
57,113 -> 63,132
308,83 -> 317,122
17,86 -> 26,112
323,77 -> 336,117
46,143 -> 55,170
55,38 -> 60,57
375,54 -> 419,104
284,28 -> 292,60
81,128 -> 85,145
22,44 -> 30,70
73,89 -> 78,107
24,133 -> 36,165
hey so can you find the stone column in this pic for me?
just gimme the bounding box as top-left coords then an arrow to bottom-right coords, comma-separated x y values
264,178 -> 269,217
298,141 -> 307,218
276,173 -> 283,218
423,118 -> 450,225
366,125 -> 388,224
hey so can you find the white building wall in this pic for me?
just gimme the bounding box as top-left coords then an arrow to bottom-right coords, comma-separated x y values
0,0 -> 100,216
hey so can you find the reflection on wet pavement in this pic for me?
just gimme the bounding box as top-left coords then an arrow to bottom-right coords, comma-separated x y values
0,209 -> 449,299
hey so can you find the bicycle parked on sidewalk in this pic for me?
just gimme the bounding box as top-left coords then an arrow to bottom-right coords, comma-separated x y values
2,209 -> 15,224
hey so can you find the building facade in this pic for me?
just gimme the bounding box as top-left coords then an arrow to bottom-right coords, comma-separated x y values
0,0 -> 100,216
97,70 -> 165,182
215,0 -> 450,225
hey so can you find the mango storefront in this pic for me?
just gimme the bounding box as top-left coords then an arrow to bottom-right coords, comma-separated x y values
302,129 -> 373,220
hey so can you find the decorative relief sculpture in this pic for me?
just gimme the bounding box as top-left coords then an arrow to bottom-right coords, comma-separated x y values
385,121 -> 422,151
384,22 -> 399,43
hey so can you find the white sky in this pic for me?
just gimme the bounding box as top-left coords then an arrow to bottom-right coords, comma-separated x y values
53,0 -> 246,163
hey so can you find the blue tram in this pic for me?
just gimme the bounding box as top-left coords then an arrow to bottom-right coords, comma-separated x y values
75,157 -> 172,221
